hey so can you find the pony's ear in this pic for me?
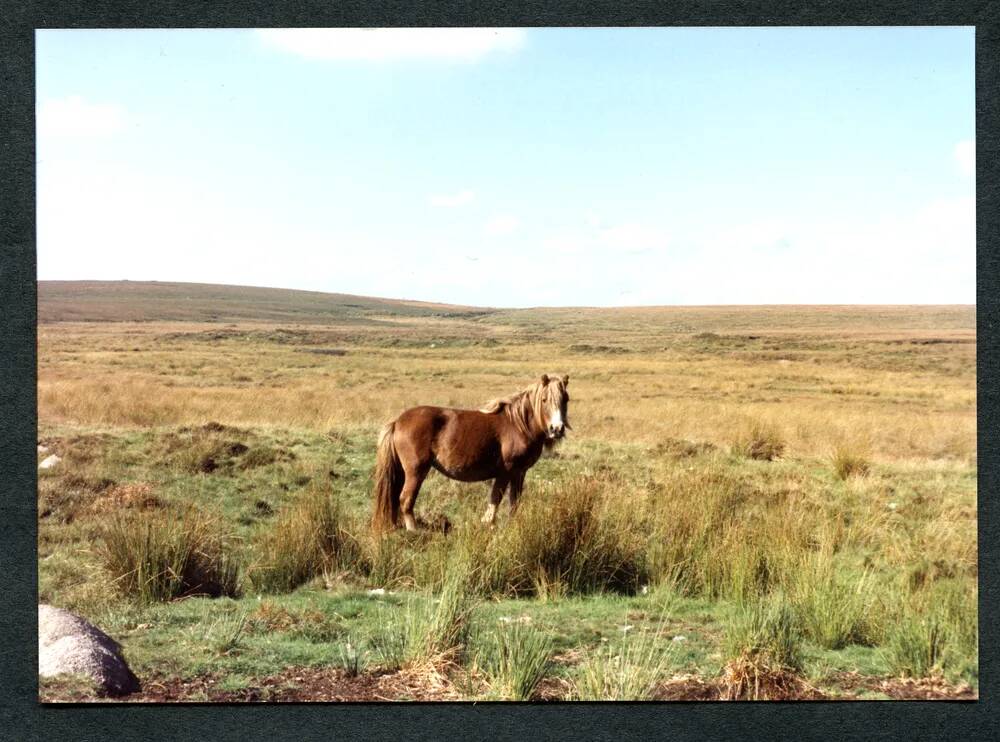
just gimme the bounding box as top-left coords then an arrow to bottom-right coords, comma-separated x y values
540,373 -> 549,385
562,374 -> 569,386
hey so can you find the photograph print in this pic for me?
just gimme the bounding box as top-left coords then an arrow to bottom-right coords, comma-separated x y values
35,27 -> 976,702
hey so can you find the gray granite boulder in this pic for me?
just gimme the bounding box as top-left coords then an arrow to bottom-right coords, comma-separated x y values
38,604 -> 141,696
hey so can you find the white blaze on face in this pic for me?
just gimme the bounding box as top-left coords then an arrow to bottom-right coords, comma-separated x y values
548,405 -> 563,434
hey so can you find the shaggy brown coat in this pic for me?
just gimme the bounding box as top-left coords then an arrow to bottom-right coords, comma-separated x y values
371,374 -> 570,532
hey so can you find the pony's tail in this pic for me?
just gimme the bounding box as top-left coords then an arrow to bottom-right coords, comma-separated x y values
371,421 -> 403,533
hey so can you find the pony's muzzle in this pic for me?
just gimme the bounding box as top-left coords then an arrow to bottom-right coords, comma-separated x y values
548,423 -> 565,439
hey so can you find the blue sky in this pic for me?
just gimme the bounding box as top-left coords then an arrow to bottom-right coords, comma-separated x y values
36,28 -> 975,306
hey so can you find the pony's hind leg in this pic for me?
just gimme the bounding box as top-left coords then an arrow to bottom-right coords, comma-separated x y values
399,464 -> 430,532
481,475 -> 510,526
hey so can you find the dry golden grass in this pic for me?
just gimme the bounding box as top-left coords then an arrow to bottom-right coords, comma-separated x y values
38,307 -> 975,463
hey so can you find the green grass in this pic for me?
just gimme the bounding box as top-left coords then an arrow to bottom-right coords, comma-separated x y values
36,423 -> 977,698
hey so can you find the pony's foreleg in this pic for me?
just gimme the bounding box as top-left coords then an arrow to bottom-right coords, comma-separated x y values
399,466 -> 429,532
508,471 -> 526,515
481,476 -> 509,525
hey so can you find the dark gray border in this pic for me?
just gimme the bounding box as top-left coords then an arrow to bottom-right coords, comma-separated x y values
2,2 -> 995,740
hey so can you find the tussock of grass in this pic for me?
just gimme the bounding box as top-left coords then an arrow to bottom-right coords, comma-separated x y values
238,444 -> 296,470
370,565 -> 478,671
831,439 -> 872,480
211,609 -> 250,655
721,596 -> 810,700
792,560 -> 881,649
725,596 -> 803,671
885,613 -> 946,679
646,466 -> 809,601
476,620 -> 554,700
574,626 -> 673,700
102,509 -> 241,602
731,421 -> 786,461
883,579 -> 978,679
248,489 -> 361,593
336,638 -> 365,677
481,477 -> 650,597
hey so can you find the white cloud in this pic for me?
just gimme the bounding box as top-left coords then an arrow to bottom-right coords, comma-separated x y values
428,189 -> 475,208
484,214 -> 520,235
257,28 -> 525,62
37,96 -> 128,138
954,139 -> 975,177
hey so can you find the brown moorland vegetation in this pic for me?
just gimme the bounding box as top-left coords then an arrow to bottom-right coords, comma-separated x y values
37,281 -> 976,701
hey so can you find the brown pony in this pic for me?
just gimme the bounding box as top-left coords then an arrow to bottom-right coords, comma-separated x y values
371,374 -> 570,532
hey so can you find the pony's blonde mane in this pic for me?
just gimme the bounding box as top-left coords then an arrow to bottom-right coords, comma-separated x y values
480,378 -> 563,439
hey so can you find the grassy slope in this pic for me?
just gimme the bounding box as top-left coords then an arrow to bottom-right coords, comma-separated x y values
37,280 -> 485,323
36,281 -> 977,701
39,279 -> 974,330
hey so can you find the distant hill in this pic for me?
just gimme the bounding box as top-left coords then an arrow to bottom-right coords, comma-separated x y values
37,281 -> 486,324
37,281 -> 975,339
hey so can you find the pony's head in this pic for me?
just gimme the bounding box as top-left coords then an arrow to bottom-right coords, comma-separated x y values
479,374 -> 572,442
538,373 -> 570,440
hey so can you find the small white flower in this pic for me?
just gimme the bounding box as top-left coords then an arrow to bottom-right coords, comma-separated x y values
640,585 -> 649,595
368,588 -> 386,595
498,616 -> 513,624
888,502 -> 898,511
620,625 -> 634,634
672,635 -> 687,643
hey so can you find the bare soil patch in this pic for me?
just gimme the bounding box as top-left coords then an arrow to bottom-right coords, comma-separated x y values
824,671 -> 977,700
121,667 -> 463,703
41,667 -> 979,703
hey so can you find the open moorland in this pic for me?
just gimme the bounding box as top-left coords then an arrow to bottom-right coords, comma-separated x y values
37,281 -> 977,701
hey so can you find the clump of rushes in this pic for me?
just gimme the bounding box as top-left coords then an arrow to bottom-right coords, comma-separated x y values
730,420 -> 786,461
369,562 -> 479,670
883,579 -> 978,679
477,620 -> 554,700
792,560 -> 881,649
248,489 -> 361,593
574,624 -> 673,701
480,477 -> 649,597
211,608 -> 250,655
336,637 -> 365,677
720,596 -> 814,700
102,508 -> 241,602
830,438 -> 872,480
884,613 -> 946,679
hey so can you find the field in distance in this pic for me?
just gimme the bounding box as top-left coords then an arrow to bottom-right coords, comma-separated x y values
37,281 -> 977,701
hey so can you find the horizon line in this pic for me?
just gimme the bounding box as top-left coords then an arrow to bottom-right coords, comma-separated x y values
37,279 -> 978,311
